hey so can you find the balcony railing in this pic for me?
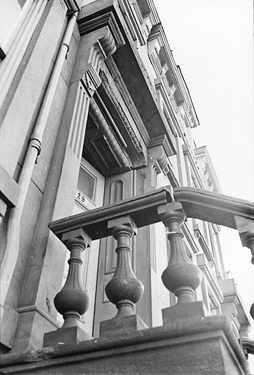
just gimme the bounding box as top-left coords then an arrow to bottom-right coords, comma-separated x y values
43,186 -> 254,345
1,186 -> 254,374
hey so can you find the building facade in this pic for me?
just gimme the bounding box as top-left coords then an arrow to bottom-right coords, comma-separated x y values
0,0 -> 253,372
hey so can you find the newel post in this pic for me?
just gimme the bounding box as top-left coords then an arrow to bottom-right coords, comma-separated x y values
100,216 -> 147,337
43,229 -> 92,346
158,202 -> 206,323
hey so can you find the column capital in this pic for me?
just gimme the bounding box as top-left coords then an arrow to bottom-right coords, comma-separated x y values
107,215 -> 137,235
158,202 -> 186,230
62,228 -> 91,249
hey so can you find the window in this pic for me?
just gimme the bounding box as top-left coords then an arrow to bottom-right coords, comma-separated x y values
76,165 -> 97,204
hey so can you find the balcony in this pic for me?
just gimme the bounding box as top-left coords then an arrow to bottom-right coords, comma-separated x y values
1,187 -> 253,374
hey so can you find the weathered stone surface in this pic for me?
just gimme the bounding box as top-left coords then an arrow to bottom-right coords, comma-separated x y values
162,301 -> 207,324
43,326 -> 91,348
0,316 -> 249,375
100,314 -> 148,337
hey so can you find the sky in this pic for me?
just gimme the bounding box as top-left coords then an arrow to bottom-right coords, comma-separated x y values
154,0 -> 254,339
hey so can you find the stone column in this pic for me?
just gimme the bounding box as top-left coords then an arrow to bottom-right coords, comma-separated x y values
43,229 -> 91,346
158,202 -> 205,324
100,216 -> 147,337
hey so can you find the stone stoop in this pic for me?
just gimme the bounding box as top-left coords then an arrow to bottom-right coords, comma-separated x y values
0,316 -> 250,375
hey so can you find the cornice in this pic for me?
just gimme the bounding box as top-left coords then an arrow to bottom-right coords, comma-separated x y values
154,76 -> 181,138
147,24 -> 185,107
78,7 -> 125,50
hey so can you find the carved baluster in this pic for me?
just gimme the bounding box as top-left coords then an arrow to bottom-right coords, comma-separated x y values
100,216 -> 147,336
234,216 -> 254,319
158,202 -> 205,323
43,229 -> 91,346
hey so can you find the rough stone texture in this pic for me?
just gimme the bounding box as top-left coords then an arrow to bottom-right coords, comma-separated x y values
43,326 -> 91,347
100,314 -> 148,337
0,316 -> 250,375
162,301 -> 208,324
11,308 -> 59,352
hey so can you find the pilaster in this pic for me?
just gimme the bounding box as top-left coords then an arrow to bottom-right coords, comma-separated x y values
13,10 -> 125,352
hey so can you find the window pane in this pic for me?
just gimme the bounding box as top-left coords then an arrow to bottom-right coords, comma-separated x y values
77,167 -> 96,201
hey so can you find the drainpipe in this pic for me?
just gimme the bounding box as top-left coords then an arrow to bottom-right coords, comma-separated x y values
0,13 -> 78,309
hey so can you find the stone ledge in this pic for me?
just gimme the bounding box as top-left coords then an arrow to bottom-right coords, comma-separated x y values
0,315 -> 250,374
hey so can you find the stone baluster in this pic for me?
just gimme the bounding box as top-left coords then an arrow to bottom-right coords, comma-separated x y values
43,229 -> 91,346
234,215 -> 254,319
158,202 -> 205,323
100,216 -> 147,336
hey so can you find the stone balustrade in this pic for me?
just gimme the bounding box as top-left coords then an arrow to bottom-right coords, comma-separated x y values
44,186 -> 254,346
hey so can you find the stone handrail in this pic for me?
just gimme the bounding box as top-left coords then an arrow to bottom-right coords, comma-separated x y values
49,187 -> 254,236
174,187 -> 254,229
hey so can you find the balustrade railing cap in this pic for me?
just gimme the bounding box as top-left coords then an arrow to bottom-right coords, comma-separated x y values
49,187 -> 173,241
174,187 -> 254,229
49,187 -> 254,243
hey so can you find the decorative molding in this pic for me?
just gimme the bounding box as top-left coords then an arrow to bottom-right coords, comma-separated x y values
68,81 -> 90,158
106,56 -> 150,146
100,70 -> 144,154
194,146 -> 222,194
181,222 -> 199,255
118,0 -> 146,46
64,0 -> 80,15
194,227 -> 214,261
197,253 -> 224,304
147,23 -> 185,107
182,143 -> 204,189
78,10 -> 125,49
89,98 -> 131,171
132,0 -> 144,25
148,135 -> 175,175
154,77 -> 181,138
136,0 -> 151,18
